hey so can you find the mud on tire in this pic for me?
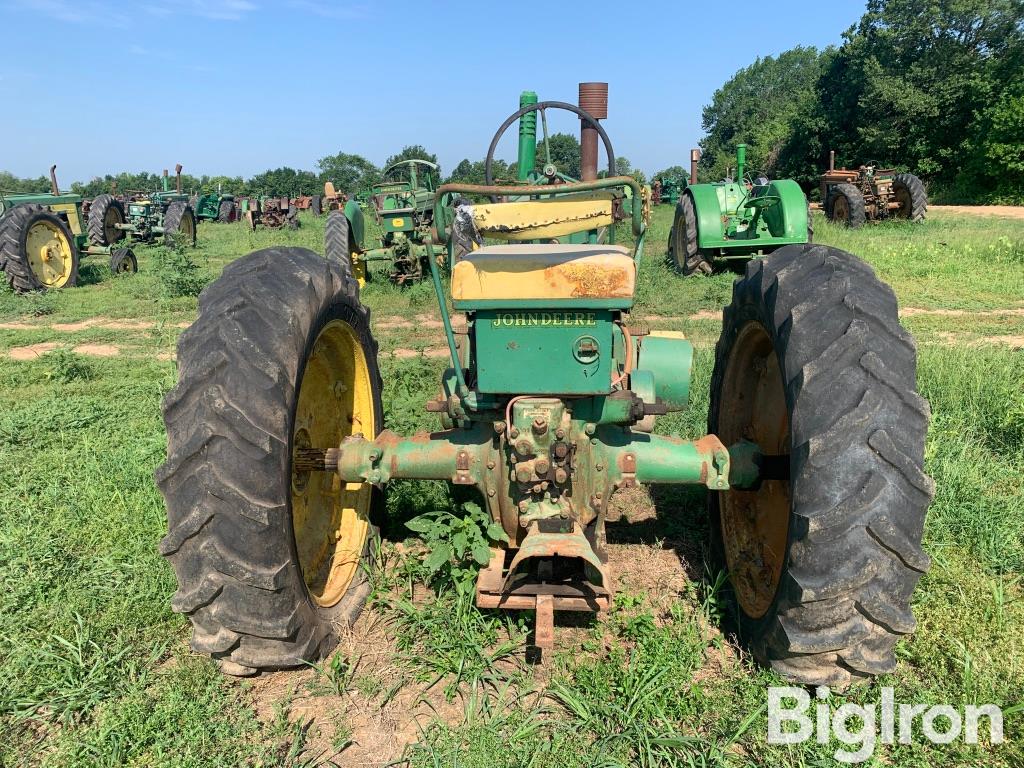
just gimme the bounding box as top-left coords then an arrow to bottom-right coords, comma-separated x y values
156,247 -> 383,675
709,243 -> 933,686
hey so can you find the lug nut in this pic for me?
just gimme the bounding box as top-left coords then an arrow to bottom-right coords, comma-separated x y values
532,417 -> 547,435
554,468 -> 568,484
516,439 -> 532,456
516,467 -> 532,484
555,428 -> 565,440
535,457 -> 550,475
553,442 -> 569,459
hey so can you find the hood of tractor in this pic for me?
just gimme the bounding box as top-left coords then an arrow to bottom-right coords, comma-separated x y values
452,244 -> 635,396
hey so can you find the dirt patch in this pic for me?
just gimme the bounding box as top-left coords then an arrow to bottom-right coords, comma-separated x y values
391,347 -> 449,359
8,342 -> 60,360
0,321 -> 35,330
930,205 -> 1024,219
985,335 -> 1024,348
72,344 -> 121,357
901,306 -> 1024,317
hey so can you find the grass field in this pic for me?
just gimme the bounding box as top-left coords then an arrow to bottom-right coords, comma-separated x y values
1,206 -> 1022,767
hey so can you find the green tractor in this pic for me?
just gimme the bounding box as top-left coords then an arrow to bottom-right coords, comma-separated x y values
157,84 -> 932,689
324,159 -> 441,285
192,189 -> 237,223
0,166 -> 137,293
667,144 -> 810,276
119,165 -> 197,247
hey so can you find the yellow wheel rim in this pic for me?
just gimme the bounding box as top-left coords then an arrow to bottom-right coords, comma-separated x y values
718,322 -> 791,619
291,319 -> 375,607
26,219 -> 74,288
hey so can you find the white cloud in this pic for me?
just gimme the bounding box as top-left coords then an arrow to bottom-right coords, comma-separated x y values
12,0 -> 258,23
288,0 -> 367,20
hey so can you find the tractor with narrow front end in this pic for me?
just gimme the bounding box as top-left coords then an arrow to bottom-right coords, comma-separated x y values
667,144 -> 811,275
157,84 -> 932,687
119,165 -> 198,247
323,159 -> 441,285
0,165 -> 137,293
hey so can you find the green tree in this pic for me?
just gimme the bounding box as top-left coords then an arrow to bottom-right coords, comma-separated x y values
535,133 -> 580,179
699,46 -> 827,183
317,152 -> 380,195
247,167 -> 319,197
0,171 -> 50,193
445,158 -> 513,184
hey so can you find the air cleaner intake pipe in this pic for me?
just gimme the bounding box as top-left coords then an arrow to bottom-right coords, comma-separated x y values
578,82 -> 607,182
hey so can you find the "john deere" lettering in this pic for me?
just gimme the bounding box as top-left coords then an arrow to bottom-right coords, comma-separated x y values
491,312 -> 598,328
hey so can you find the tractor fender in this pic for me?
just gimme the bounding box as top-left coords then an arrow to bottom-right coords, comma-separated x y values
761,179 -> 809,241
685,185 -> 725,248
343,199 -> 365,250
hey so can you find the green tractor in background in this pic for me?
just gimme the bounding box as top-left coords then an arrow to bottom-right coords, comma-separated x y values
118,165 -> 197,247
0,165 -> 137,293
667,144 -> 810,276
192,189 -> 237,223
324,159 -> 441,285
158,83 -> 931,690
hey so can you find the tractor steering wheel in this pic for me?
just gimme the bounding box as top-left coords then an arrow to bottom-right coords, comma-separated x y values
484,101 -> 616,189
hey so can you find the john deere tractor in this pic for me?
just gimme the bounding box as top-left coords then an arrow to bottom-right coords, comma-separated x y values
667,144 -> 810,276
0,166 -> 137,293
158,84 -> 932,688
119,165 -> 197,247
324,159 -> 441,285
193,189 -> 237,223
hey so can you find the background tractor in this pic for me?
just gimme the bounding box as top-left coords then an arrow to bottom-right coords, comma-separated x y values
821,150 -> 928,227
158,84 -> 932,689
119,165 -> 197,246
240,196 -> 300,231
0,166 -> 137,293
324,159 -> 441,285
192,190 -> 237,223
667,144 -> 810,275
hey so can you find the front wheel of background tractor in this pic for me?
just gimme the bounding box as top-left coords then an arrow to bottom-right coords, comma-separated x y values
218,199 -> 236,223
325,209 -> 365,286
806,198 -> 814,243
164,202 -> 197,247
0,204 -> 79,293
110,247 -> 138,275
87,194 -> 126,247
668,193 -> 711,276
311,196 -> 322,216
156,247 -> 384,675
892,173 -> 927,223
708,243 -> 933,686
827,183 -> 866,228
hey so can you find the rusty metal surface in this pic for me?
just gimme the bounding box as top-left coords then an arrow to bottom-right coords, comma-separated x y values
535,595 -> 554,649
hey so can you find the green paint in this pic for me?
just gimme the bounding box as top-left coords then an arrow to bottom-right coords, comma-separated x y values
517,91 -> 538,182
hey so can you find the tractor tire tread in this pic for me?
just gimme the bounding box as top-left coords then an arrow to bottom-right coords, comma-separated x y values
830,183 -> 867,228
87,194 -> 126,247
0,204 -> 78,293
892,173 -> 927,222
709,243 -> 932,687
157,247 -> 380,673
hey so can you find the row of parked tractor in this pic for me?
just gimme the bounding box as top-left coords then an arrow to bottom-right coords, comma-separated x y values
0,162 -> 349,293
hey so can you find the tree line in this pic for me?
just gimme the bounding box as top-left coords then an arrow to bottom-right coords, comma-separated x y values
698,0 -> 1024,203
2,132 -> 654,199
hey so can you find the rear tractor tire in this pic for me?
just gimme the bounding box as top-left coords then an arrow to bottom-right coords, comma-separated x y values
164,202 -> 197,247
892,173 -> 927,223
827,183 -> 866,228
311,195 -> 323,216
156,247 -> 383,675
0,204 -> 79,293
668,193 -> 711,276
709,243 -> 933,686
218,199 -> 236,223
87,194 -> 126,247
325,209 -> 365,286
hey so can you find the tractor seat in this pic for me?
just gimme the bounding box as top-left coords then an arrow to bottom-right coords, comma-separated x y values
451,243 -> 635,307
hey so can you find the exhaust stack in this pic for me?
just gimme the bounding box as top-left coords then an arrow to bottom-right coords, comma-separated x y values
578,82 -> 608,182
49,165 -> 59,195
690,149 -> 701,185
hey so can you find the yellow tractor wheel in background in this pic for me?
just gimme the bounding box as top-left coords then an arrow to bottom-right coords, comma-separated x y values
0,204 -> 79,293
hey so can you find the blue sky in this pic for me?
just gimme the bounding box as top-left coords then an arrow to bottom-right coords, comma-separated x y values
1,0 -> 866,184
